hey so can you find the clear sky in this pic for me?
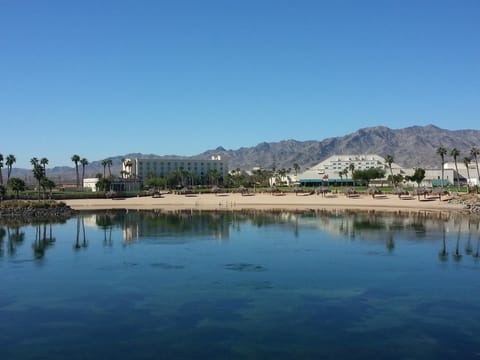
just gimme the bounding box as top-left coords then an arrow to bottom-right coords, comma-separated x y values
1,0 -> 479,168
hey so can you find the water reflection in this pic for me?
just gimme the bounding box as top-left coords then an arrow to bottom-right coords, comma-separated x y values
1,210 -> 480,359
1,210 -> 480,263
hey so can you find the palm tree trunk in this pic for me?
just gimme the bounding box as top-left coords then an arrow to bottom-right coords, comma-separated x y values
475,155 -> 480,186
75,164 -> 80,188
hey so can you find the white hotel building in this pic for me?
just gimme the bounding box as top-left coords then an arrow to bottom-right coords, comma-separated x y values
299,154 -> 403,185
123,156 -> 228,182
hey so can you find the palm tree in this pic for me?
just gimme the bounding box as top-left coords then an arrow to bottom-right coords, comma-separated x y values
71,154 -> 81,188
384,155 -> 394,185
439,224 -> 448,262
436,147 -> 447,188
6,154 -> 16,181
40,157 -> 49,176
470,147 -> 480,186
101,159 -> 108,178
349,163 -> 355,186
106,159 -> 113,178
450,148 -> 460,187
31,158 -> 44,199
80,158 -> 89,189
463,157 -> 472,188
7,177 -> 25,198
0,153 -> 3,185
293,163 -> 300,176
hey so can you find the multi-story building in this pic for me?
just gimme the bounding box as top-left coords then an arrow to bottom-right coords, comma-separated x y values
123,156 -> 228,183
298,154 -> 470,187
299,154 -> 403,185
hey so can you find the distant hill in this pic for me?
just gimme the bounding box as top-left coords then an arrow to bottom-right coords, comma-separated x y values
196,125 -> 480,170
8,125 -> 480,183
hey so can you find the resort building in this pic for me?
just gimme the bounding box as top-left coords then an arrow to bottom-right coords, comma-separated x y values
443,162 -> 478,186
123,156 -> 228,183
298,154 -> 473,187
298,154 -> 404,186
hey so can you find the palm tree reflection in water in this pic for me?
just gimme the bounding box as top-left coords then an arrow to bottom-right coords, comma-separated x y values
33,223 -> 55,259
73,217 -> 88,250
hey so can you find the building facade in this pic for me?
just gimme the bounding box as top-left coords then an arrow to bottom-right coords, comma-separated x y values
299,154 -> 403,185
123,156 -> 228,183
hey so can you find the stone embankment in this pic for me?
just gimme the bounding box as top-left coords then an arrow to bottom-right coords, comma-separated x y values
449,194 -> 480,214
0,201 -> 77,221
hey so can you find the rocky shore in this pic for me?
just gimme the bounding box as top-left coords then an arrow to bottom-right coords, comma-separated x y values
449,194 -> 480,214
0,200 -> 77,222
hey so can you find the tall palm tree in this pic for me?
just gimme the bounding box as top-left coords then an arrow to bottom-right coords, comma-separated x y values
71,154 -> 81,188
384,155 -> 394,185
0,153 -> 3,185
450,148 -> 460,187
436,147 -> 447,188
6,154 -> 16,181
40,157 -> 49,176
31,158 -> 44,199
470,147 -> 480,185
293,163 -> 300,176
101,159 -> 108,179
80,158 -> 89,189
463,157 -> 472,187
349,163 -> 355,186
106,159 -> 113,178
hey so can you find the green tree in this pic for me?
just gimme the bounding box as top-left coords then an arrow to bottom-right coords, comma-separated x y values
388,173 -> 404,186
463,157 -> 472,188
7,177 -> 26,198
470,147 -> 480,185
6,154 -> 16,181
207,169 -> 221,186
40,157 -> 49,176
348,163 -> 355,184
0,184 -> 5,202
407,168 -> 426,188
40,177 -> 56,199
71,154 -> 81,188
450,148 -> 460,186
31,158 -> 45,199
145,176 -> 166,190
293,163 -> 300,176
106,159 -> 113,178
436,147 -> 447,188
384,155 -> 394,184
101,159 -> 108,178
352,167 -> 385,186
80,158 -> 89,189
96,177 -> 111,192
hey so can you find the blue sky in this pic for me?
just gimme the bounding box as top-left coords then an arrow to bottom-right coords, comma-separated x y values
1,0 -> 479,168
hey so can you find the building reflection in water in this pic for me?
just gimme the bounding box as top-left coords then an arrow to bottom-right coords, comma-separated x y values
1,209 -> 480,263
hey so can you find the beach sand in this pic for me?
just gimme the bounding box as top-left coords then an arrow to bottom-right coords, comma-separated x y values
64,192 -> 466,214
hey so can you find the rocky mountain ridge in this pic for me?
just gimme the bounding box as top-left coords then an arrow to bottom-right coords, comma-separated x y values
7,125 -> 480,182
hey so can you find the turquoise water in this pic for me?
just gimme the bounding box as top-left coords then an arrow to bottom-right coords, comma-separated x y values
1,210 -> 480,359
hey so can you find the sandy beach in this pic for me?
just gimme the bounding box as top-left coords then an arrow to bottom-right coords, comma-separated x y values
63,192 -> 467,214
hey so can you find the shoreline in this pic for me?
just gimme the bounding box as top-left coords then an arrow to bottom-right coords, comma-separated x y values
63,192 -> 468,214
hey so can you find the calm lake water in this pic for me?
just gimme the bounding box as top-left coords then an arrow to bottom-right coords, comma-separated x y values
1,210 -> 480,360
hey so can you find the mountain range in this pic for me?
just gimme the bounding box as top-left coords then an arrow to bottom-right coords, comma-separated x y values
8,125 -> 480,183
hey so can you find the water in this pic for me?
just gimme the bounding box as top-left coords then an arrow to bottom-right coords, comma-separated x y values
1,210 -> 480,360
